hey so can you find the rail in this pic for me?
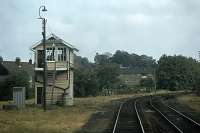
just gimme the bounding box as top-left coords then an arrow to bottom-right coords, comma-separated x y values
149,96 -> 183,133
150,96 -> 200,133
134,99 -> 145,133
112,102 -> 124,133
167,105 -> 200,127
112,98 -> 145,133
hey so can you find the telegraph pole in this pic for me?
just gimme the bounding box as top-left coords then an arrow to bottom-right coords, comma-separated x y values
38,5 -> 47,111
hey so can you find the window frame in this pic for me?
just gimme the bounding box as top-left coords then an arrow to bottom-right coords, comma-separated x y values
46,47 -> 55,61
57,47 -> 67,62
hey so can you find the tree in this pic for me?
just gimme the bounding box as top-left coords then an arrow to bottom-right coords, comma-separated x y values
157,55 -> 199,91
96,63 -> 120,91
74,56 -> 99,97
74,55 -> 93,69
74,54 -> 121,96
111,50 -> 131,67
110,50 -> 156,74
74,51 -> 158,96
193,62 -> 200,95
74,68 -> 99,97
94,53 -> 110,65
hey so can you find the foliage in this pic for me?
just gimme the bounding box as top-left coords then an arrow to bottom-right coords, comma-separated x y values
74,54 -> 121,97
140,77 -> 154,88
74,50 -> 158,97
0,70 -> 31,100
74,55 -> 99,97
95,63 -> 120,90
193,62 -> 200,95
74,52 -> 200,96
157,55 -> 200,91
74,68 -> 99,97
94,53 -> 110,65
74,55 -> 93,69
110,50 -> 157,74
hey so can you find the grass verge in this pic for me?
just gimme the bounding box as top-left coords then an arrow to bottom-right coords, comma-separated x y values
0,90 -> 174,133
176,93 -> 200,112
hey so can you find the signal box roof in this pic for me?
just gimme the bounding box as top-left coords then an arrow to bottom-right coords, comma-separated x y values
31,34 -> 78,52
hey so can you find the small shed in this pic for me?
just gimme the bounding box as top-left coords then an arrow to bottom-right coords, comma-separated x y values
13,87 -> 26,109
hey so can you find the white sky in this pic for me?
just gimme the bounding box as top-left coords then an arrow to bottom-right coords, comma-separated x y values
0,0 -> 200,62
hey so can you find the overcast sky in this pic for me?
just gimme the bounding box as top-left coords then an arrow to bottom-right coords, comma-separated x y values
0,0 -> 200,62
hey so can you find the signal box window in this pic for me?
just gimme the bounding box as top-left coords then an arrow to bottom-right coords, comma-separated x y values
58,48 -> 66,61
46,48 -> 55,61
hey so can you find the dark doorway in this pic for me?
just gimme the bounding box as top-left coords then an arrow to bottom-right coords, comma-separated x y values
37,87 -> 43,104
37,50 -> 44,68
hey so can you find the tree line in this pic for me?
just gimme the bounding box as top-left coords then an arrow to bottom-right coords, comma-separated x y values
1,51 -> 200,100
156,55 -> 200,93
74,51 -> 200,97
74,50 -> 157,97
111,50 -> 156,74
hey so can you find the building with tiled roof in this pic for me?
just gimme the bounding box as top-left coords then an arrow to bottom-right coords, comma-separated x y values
0,57 -> 33,83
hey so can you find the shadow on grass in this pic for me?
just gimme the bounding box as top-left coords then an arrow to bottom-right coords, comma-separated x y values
75,98 -> 128,133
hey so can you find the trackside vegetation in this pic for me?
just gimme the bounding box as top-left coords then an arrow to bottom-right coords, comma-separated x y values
157,55 -> 200,93
1,51 -> 200,99
0,70 -> 33,100
74,51 -> 200,97
74,50 -> 157,97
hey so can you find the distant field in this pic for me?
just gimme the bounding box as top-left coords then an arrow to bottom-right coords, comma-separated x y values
119,74 -> 141,87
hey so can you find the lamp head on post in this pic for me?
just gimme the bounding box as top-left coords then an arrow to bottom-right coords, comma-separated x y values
38,5 -> 47,19
42,6 -> 47,12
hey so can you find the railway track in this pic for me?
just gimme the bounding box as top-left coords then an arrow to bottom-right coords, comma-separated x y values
112,94 -> 200,133
112,98 -> 145,133
137,96 -> 177,133
150,96 -> 200,133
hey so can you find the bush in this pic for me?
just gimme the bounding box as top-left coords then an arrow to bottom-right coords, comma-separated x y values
74,68 -> 99,97
0,70 -> 31,100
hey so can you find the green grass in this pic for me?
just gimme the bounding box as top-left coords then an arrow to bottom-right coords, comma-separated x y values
177,94 -> 200,111
0,94 -> 140,133
0,90 -> 178,133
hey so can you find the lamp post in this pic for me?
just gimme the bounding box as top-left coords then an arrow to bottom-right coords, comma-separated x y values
153,61 -> 158,95
51,40 -> 56,105
154,67 -> 157,95
38,5 -> 47,111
